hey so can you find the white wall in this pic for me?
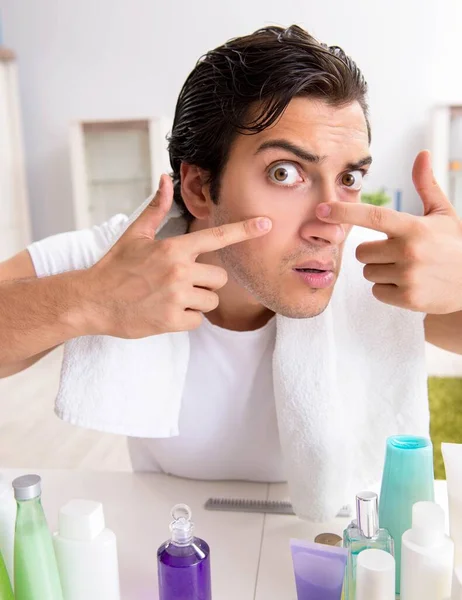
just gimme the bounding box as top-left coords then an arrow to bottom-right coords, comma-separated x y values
1,0 -> 462,240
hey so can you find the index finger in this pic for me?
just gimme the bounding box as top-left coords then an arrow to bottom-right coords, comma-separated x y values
184,217 -> 272,256
316,202 -> 415,237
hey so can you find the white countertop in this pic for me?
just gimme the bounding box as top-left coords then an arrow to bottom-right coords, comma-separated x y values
0,469 -> 448,600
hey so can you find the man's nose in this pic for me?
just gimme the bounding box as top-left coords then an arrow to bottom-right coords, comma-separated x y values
299,182 -> 346,245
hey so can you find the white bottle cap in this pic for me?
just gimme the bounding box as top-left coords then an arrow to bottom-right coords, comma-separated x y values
452,566 -> 462,600
59,499 -> 105,541
356,549 -> 395,600
411,501 -> 445,547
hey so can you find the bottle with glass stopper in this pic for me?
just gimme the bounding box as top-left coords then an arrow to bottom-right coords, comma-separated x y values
157,503 -> 211,600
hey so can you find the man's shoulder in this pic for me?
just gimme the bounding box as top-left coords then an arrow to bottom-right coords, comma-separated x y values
27,213 -> 129,277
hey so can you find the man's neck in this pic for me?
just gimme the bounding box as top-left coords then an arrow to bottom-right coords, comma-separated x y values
188,218 -> 274,332
206,303 -> 274,332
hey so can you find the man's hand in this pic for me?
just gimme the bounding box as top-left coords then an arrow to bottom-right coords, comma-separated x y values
85,175 -> 272,337
315,150 -> 462,314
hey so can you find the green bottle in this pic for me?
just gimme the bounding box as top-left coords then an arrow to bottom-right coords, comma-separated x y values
13,475 -> 63,600
0,547 -> 13,599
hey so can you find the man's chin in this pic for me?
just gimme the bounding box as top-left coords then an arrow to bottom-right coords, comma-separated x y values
275,303 -> 330,319
260,292 -> 332,319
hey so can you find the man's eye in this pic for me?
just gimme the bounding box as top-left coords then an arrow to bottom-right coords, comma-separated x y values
268,163 -> 302,185
341,170 -> 364,191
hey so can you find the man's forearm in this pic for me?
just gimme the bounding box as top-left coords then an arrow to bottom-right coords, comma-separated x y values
0,270 -> 97,366
424,312 -> 462,355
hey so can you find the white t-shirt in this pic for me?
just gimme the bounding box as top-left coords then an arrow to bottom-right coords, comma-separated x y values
28,218 -> 286,483
127,315 -> 285,482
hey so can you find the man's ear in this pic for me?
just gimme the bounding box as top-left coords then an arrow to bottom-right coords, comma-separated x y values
180,163 -> 212,220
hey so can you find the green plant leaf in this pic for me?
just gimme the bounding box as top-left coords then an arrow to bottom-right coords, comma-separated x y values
361,189 -> 391,206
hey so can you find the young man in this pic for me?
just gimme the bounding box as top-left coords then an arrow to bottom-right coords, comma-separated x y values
1,25 -> 462,519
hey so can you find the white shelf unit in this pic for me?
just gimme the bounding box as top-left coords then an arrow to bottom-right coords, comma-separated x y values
69,117 -> 172,229
0,47 -> 31,261
430,105 -> 462,216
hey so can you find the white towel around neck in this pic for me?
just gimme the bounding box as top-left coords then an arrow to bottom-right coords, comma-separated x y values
52,197 -> 429,521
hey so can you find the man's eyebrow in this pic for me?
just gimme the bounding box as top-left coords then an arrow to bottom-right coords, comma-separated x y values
255,139 -> 372,171
345,156 -> 373,171
255,140 -> 325,163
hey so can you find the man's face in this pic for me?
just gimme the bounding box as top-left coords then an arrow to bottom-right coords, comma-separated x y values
208,97 -> 371,318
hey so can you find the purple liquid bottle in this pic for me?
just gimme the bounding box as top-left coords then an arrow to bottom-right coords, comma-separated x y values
157,504 -> 211,600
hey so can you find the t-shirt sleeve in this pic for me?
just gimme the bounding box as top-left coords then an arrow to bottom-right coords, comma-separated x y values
27,213 -> 129,278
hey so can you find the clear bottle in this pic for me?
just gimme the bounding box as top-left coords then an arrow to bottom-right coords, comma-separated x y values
343,491 -> 394,600
339,521 -> 357,600
157,504 -> 211,600
0,547 -> 13,599
53,499 -> 120,600
13,474 -> 63,600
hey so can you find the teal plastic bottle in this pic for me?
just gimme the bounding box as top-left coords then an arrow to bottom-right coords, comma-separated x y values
13,474 -> 63,600
0,547 -> 13,599
378,435 -> 435,595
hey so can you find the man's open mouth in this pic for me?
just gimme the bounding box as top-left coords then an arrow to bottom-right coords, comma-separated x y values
292,264 -> 336,289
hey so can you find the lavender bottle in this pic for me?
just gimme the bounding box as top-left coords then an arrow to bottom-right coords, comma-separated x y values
157,504 -> 211,600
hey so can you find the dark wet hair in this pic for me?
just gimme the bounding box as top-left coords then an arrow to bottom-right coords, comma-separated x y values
168,25 -> 369,221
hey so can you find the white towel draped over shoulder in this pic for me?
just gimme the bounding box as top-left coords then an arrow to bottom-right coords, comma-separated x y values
53,200 -> 192,439
28,197 -> 429,522
273,235 -> 428,521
